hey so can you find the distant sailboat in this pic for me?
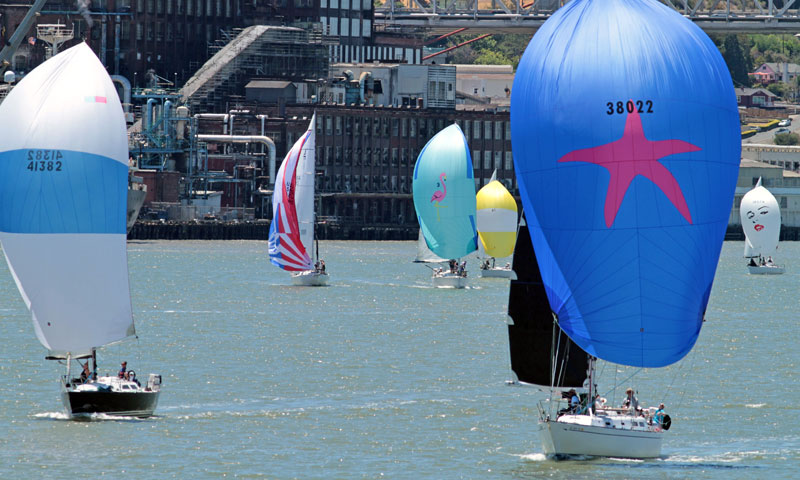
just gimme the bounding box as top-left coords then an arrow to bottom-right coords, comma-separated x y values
509,0 -> 740,458
476,170 -> 518,279
412,124 -> 478,288
740,177 -> 784,274
0,43 -> 162,418
269,114 -> 329,286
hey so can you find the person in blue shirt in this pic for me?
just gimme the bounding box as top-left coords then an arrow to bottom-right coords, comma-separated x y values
654,403 -> 666,425
118,361 -> 128,380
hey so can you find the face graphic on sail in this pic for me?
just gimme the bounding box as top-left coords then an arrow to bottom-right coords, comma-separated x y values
746,207 -> 768,231
558,107 -> 700,228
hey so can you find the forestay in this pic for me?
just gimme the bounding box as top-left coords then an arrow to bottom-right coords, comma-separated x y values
0,43 -> 134,353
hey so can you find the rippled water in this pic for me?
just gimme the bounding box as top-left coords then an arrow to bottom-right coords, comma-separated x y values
0,240 -> 797,478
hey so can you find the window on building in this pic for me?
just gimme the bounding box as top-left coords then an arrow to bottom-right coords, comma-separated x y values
484,120 -> 492,140
137,0 -> 145,13
157,0 -> 164,14
494,151 -> 502,170
410,119 -> 416,137
392,118 -> 399,136
167,0 -> 172,13
335,116 -> 342,135
484,151 -> 492,169
383,118 -> 389,137
325,116 -> 333,135
392,148 -> 398,167
136,23 -> 143,40
345,117 -> 352,136
147,0 -> 154,13
473,122 -> 481,139
401,118 -> 407,137
495,121 -> 503,140
504,151 -> 513,171
121,22 -> 131,41
335,146 -> 342,165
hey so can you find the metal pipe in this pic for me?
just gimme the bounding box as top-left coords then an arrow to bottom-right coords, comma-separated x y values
256,114 -> 267,137
197,135 -> 277,185
145,98 -> 158,130
163,100 -> 173,139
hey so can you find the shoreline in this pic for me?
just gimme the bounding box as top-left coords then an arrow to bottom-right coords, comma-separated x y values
128,221 -> 800,241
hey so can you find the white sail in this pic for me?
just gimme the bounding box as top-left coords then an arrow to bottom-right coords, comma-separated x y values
295,114 -> 317,258
414,230 -> 447,263
739,178 -> 781,258
0,43 -> 134,353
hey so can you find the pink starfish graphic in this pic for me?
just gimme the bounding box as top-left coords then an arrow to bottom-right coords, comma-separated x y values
558,106 -> 700,227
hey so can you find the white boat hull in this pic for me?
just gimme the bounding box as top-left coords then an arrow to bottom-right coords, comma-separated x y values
479,267 -> 517,279
291,270 -> 329,286
540,414 -> 664,459
747,264 -> 784,275
432,271 -> 468,289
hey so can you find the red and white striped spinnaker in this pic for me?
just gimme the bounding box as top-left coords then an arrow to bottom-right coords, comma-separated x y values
268,115 -> 316,271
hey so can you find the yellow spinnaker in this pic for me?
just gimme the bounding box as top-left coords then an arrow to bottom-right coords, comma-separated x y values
476,180 -> 518,258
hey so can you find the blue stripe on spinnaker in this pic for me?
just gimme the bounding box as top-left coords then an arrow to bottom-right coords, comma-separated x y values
0,149 -> 127,234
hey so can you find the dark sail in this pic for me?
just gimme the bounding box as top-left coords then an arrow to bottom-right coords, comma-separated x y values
507,215 -> 588,387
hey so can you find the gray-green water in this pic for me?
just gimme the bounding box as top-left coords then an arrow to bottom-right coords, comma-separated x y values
0,240 -> 797,478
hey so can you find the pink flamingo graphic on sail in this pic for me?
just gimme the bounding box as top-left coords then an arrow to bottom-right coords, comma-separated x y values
431,172 -> 447,220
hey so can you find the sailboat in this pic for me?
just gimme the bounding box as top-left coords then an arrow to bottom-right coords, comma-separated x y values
740,177 -> 784,274
268,114 -> 329,286
0,43 -> 162,418
412,124 -> 478,288
476,171 -> 518,279
509,0 -> 740,458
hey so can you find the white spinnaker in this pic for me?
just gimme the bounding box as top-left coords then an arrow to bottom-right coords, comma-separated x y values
0,43 -> 133,352
294,115 -> 317,258
739,179 -> 780,258
0,43 -> 128,161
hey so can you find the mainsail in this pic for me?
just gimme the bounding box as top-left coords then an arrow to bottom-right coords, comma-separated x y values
0,43 -> 134,353
414,230 -> 447,263
510,0 -> 741,368
269,115 -> 316,271
740,177 -> 780,258
412,124 -> 478,260
507,215 -> 588,387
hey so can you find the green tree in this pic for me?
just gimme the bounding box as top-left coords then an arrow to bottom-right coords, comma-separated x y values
774,132 -> 799,145
722,35 -> 752,87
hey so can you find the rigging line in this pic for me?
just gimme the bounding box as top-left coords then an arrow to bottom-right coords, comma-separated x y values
666,343 -> 699,412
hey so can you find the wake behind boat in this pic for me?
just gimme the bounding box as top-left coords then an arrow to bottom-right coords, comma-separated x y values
269,114 -> 329,286
0,43 -> 162,418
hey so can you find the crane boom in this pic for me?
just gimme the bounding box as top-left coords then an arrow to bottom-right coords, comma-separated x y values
0,0 -> 50,71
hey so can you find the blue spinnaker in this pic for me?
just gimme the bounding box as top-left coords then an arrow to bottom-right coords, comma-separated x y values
413,124 -> 478,260
510,0 -> 740,367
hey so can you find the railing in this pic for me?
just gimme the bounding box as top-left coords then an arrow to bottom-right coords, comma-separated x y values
374,0 -> 800,33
